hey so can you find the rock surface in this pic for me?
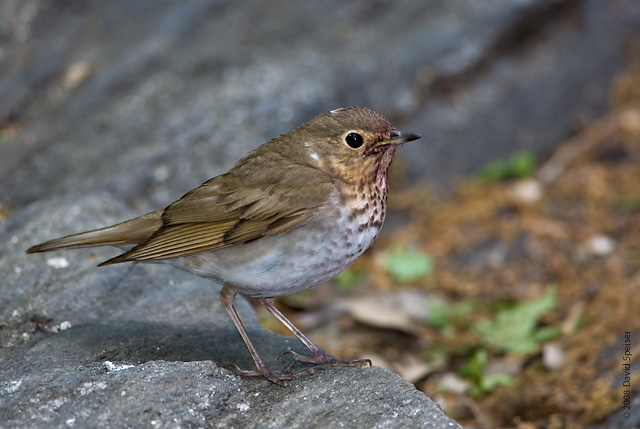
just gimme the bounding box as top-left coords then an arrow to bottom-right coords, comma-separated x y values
2,1 -> 640,427
0,196 -> 460,428
1,1 -> 639,211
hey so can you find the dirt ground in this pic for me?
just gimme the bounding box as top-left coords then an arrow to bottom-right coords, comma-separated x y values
266,67 -> 640,428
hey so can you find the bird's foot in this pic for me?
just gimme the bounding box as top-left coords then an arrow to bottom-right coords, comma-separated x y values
284,349 -> 372,368
225,362 -> 318,386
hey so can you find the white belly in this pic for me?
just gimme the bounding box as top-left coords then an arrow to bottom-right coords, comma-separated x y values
170,187 -> 384,297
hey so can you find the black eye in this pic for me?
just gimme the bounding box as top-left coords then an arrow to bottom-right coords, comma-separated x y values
345,132 -> 364,149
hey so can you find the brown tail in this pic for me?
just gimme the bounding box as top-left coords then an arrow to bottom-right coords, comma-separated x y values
26,209 -> 163,257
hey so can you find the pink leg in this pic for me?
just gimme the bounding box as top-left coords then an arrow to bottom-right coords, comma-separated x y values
220,285 -> 316,385
259,297 -> 372,368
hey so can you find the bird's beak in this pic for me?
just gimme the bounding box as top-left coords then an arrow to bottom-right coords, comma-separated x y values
374,130 -> 422,147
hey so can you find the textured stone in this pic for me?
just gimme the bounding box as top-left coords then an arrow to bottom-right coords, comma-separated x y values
0,196 -> 460,428
1,1 -> 638,210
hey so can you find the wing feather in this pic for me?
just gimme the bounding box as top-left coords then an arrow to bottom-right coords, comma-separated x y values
101,162 -> 333,265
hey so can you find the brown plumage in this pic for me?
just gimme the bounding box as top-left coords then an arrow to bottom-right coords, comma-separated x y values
27,106 -> 421,385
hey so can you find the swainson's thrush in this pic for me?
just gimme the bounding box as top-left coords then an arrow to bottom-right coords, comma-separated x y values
27,107 -> 421,385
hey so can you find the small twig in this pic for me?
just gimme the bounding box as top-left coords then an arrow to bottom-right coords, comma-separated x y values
535,111 -> 621,185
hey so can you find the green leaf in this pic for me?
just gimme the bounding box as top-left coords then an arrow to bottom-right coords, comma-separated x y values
475,285 -> 559,355
428,297 -> 478,331
478,160 -> 509,182
615,195 -> 640,212
477,150 -> 536,182
533,326 -> 561,343
459,349 -> 513,396
383,248 -> 433,283
474,373 -> 513,396
510,150 -> 536,178
427,296 -> 451,330
333,269 -> 363,289
459,349 -> 488,381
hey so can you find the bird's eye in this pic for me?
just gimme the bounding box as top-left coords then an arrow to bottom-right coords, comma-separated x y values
344,132 -> 364,149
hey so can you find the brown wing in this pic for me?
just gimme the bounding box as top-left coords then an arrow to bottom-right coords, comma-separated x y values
100,160 -> 333,264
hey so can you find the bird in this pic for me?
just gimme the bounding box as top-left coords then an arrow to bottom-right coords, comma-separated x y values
27,106 -> 422,385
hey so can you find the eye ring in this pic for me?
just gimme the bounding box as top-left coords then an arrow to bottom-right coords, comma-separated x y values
344,132 -> 364,149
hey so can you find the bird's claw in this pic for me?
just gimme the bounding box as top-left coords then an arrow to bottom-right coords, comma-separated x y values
224,362 -> 317,386
285,350 -> 372,368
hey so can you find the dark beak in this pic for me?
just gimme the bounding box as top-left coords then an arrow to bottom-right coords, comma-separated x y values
375,130 -> 422,147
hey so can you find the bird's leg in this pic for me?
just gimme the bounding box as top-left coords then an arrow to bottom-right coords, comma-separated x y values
220,285 -> 316,385
259,297 -> 372,368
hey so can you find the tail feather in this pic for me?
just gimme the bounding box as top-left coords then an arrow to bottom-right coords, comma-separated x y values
26,209 -> 163,255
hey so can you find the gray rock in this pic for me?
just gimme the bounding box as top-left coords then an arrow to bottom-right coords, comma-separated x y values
2,1 -> 638,427
1,1 -> 639,211
0,196 -> 461,428
404,0 -> 640,185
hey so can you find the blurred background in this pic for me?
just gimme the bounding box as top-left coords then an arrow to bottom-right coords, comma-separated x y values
1,0 -> 639,427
